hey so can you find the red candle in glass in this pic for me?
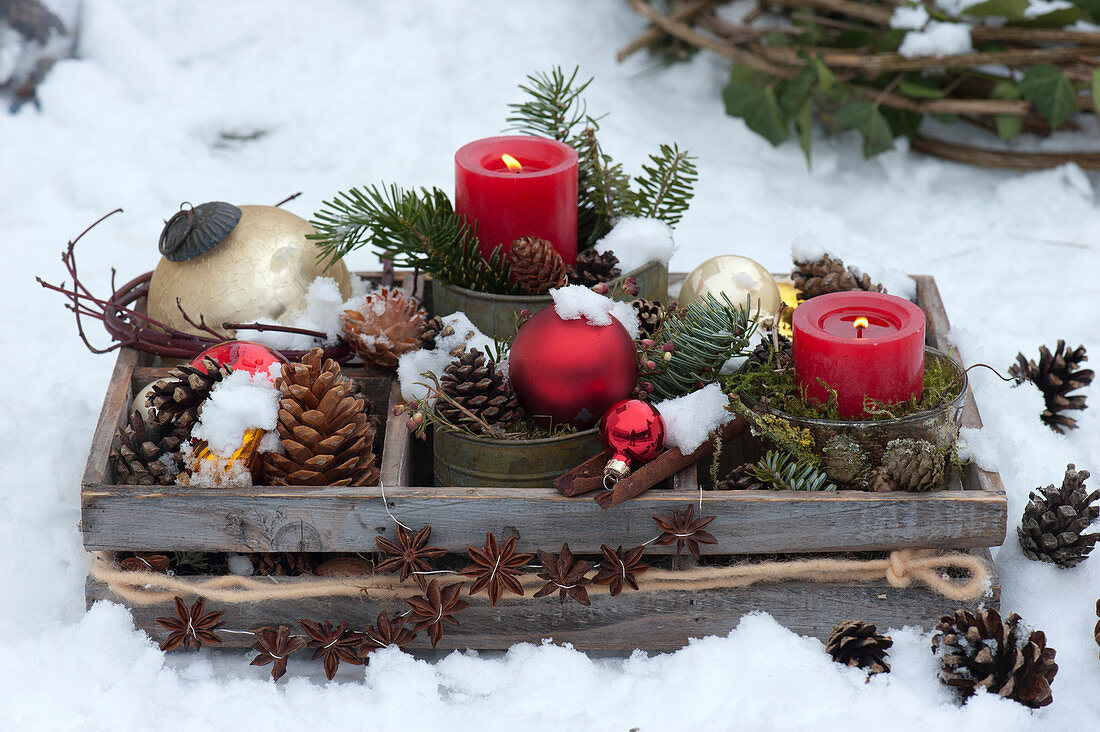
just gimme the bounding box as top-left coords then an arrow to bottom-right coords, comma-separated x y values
792,292 -> 926,419
455,135 -> 578,266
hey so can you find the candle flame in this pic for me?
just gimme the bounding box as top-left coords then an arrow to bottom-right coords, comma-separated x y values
501,153 -> 522,172
853,316 -> 869,339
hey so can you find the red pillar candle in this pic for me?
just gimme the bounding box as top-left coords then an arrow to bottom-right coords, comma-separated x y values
455,135 -> 578,265
792,292 -> 926,419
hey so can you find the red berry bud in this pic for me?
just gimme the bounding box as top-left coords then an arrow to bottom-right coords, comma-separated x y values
641,338 -> 655,349
645,360 -> 658,372
592,283 -> 610,295
661,341 -> 675,353
624,277 -> 639,296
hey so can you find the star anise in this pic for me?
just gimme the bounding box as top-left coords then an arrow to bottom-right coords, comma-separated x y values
460,532 -> 534,606
299,619 -> 365,680
533,543 -> 595,606
119,553 -> 170,572
405,579 -> 468,648
593,545 -> 650,596
154,596 -> 224,651
358,612 -> 417,659
250,625 -> 307,682
375,524 -> 445,588
652,504 -> 718,559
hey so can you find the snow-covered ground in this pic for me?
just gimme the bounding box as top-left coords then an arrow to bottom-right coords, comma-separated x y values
1,1 -> 1098,729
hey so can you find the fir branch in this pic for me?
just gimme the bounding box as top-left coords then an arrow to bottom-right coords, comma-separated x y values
310,184 -> 520,294
505,66 -> 593,142
575,125 -> 634,247
750,450 -> 835,492
647,294 -> 757,400
634,144 -> 698,227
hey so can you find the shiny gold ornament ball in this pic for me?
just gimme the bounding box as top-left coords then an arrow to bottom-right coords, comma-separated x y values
678,255 -> 781,319
147,205 -> 352,337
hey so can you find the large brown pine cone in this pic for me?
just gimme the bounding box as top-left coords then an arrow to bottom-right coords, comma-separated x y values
825,620 -> 892,674
342,288 -> 425,369
791,254 -> 884,301
437,349 -> 520,435
147,356 -> 232,432
932,608 -> 1057,708
1009,341 -> 1093,433
631,298 -> 664,337
262,349 -> 379,486
714,463 -> 765,491
881,438 -> 944,492
111,409 -> 187,485
509,236 -> 567,295
567,248 -> 621,287
1018,464 -> 1098,568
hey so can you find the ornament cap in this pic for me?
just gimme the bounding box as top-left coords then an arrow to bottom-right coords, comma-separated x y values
604,457 -> 630,484
159,201 -> 242,262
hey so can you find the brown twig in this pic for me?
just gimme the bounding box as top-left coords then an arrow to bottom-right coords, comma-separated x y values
911,135 -> 1100,170
223,322 -> 331,339
274,192 -> 303,207
617,0 -> 717,61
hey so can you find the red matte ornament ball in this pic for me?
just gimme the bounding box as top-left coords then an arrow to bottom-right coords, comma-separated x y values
191,341 -> 286,382
601,399 -> 666,469
507,307 -> 639,429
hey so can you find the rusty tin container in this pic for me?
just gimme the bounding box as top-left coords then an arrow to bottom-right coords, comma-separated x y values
433,427 -> 602,488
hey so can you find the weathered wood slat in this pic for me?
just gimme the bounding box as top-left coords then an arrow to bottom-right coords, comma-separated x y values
81,481 -> 1005,554
85,548 -> 997,650
81,347 -> 139,489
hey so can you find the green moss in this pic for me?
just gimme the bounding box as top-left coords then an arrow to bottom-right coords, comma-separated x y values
723,351 -> 964,422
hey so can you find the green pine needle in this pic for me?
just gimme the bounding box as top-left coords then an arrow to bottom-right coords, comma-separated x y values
750,450 -> 835,492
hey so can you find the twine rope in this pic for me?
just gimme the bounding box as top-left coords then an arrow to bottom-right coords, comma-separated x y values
89,548 -> 990,607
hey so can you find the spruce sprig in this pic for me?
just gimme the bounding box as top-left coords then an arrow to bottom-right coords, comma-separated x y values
750,450 -> 835,492
648,294 -> 757,401
505,66 -> 593,142
635,144 -> 698,228
310,184 -> 519,294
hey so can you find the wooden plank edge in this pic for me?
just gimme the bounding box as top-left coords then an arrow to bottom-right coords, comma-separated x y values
81,347 -> 140,489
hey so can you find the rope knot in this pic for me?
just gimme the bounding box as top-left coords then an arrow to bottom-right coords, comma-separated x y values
885,549 -> 914,587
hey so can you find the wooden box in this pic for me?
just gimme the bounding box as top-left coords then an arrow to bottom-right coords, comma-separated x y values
83,274 -> 1004,650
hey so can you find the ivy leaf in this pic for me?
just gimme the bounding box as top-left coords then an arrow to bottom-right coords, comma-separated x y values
796,99 -> 813,166
723,69 -> 789,147
813,57 -> 842,102
964,0 -> 1028,17
898,78 -> 944,99
838,101 -> 895,157
1015,7 -> 1084,26
873,29 -> 907,53
1019,64 -> 1076,128
881,107 -> 922,139
778,64 -> 818,117
991,80 -> 1023,141
1092,68 -> 1100,117
1069,0 -> 1100,22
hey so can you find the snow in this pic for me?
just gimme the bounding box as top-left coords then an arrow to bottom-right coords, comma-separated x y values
656,384 -> 735,454
898,22 -> 974,59
594,216 -> 676,273
550,285 -> 641,338
1,1 -> 1099,729
891,6 -> 931,30
248,276 -> 369,351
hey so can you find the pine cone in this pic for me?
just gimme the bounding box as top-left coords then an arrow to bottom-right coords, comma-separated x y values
631,298 -> 664,337
1009,341 -> 1093,433
261,349 -> 379,487
147,356 -> 232,431
509,236 -> 567,295
744,335 -> 793,372
111,409 -> 187,485
1018,464 -> 1098,568
1094,599 -> 1100,660
247,553 -> 315,576
437,349 -> 520,435
825,620 -> 892,674
714,463 -> 765,491
822,435 -> 865,485
341,288 -> 425,369
415,315 -> 452,351
567,248 -> 621,287
867,467 -> 898,492
932,608 -> 1057,708
882,438 -> 943,492
791,254 -> 884,301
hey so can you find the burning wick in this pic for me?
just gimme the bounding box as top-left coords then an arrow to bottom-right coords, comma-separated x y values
501,153 -> 522,173
853,316 -> 869,339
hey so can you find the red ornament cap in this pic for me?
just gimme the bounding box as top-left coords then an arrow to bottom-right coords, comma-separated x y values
191,341 -> 286,382
600,399 -> 666,482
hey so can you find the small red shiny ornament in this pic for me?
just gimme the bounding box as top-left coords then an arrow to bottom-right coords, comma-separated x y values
508,307 -> 639,429
600,399 -> 666,481
191,341 -> 285,382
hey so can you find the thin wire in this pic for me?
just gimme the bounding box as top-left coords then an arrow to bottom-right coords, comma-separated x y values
378,477 -> 412,532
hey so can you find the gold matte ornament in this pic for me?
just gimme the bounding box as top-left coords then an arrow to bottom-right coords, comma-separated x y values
678,255 -> 782,319
147,205 -> 352,337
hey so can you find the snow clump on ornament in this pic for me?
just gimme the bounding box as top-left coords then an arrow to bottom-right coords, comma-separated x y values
190,369 -> 282,456
550,285 -> 640,339
656,383 -> 734,454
